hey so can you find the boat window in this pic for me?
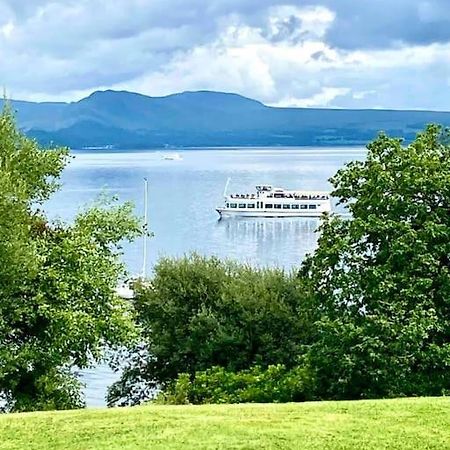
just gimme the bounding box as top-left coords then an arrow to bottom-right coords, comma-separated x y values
291,204 -> 299,209
274,204 -> 282,209
309,204 -> 317,209
226,203 -> 229,208
247,204 -> 255,208
283,204 -> 291,209
230,203 -> 237,208
300,205 -> 307,209
266,204 -> 273,208
274,193 -> 284,198
239,203 -> 246,208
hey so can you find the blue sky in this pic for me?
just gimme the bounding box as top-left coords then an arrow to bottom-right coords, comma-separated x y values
0,0 -> 449,110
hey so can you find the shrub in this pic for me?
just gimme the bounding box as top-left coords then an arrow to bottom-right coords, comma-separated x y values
107,255 -> 314,406
155,364 -> 315,405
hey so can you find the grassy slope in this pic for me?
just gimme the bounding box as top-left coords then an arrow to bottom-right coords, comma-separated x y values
0,398 -> 449,450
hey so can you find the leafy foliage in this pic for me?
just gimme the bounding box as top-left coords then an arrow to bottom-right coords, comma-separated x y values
107,254 -> 314,406
155,364 -> 314,405
0,107 -> 141,411
302,125 -> 450,399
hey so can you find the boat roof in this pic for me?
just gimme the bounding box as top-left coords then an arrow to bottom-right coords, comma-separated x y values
255,185 -> 328,194
273,189 -> 330,195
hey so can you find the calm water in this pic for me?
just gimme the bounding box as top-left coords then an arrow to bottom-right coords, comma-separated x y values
46,147 -> 366,406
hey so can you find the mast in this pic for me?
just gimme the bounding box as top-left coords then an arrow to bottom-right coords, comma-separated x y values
142,178 -> 149,279
223,177 -> 231,199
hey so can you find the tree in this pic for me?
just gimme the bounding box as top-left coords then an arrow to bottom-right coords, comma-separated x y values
301,125 -> 450,399
0,107 -> 141,411
107,254 -> 314,406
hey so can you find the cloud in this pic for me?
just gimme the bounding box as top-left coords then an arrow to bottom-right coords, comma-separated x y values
0,0 -> 449,110
263,5 -> 335,43
119,6 -> 450,110
271,88 -> 352,108
322,0 -> 450,49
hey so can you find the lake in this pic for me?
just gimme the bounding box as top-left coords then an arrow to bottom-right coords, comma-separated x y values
46,147 -> 366,406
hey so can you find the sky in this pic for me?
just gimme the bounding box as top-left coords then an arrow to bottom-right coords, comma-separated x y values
0,0 -> 449,110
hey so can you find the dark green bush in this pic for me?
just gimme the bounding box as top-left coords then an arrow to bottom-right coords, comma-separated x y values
155,364 -> 314,405
108,255 -> 314,406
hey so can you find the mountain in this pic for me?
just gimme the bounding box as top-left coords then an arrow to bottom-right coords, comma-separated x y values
3,90 -> 450,148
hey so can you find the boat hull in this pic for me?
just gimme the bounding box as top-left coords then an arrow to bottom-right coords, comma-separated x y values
216,208 -> 328,218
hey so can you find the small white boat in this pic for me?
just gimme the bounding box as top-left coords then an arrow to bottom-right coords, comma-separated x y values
116,281 -> 135,299
216,181 -> 331,218
162,153 -> 183,161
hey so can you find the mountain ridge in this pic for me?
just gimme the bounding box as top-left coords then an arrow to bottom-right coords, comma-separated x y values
2,90 -> 449,148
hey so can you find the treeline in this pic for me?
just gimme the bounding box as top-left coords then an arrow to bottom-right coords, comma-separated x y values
0,104 -> 449,411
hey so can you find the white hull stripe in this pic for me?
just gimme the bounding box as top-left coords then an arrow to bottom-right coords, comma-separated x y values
216,209 -> 327,218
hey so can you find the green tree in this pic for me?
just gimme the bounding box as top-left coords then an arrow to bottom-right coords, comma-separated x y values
0,107 -> 141,411
107,254 -> 314,406
302,125 -> 450,399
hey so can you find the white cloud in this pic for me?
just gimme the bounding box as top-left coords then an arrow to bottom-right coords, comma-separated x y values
0,0 -> 449,110
265,5 -> 335,41
119,6 -> 340,101
272,88 -> 351,108
352,90 -> 377,101
119,6 -> 450,110
0,21 -> 14,39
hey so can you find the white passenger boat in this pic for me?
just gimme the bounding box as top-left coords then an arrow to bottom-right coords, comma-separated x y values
216,181 -> 331,218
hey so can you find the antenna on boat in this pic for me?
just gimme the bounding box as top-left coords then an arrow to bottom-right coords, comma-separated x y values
223,177 -> 231,199
141,177 -> 149,279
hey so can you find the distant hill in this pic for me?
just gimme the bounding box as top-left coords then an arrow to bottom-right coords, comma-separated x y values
2,90 -> 450,148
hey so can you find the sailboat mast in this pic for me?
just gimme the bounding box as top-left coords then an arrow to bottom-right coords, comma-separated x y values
142,178 -> 149,279
223,177 -> 231,199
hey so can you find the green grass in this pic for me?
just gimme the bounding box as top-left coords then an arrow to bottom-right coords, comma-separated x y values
0,397 -> 449,450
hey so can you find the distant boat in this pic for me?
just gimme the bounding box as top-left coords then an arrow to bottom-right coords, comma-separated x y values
81,144 -> 114,150
216,180 -> 331,218
162,153 -> 183,161
115,282 -> 135,299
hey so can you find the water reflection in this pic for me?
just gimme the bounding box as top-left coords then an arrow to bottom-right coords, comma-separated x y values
214,217 -> 320,268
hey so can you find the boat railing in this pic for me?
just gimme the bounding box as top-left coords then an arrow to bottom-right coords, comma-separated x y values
230,193 -> 257,199
229,193 -> 329,200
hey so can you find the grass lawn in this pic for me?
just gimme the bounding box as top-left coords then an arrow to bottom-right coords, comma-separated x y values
0,397 -> 449,450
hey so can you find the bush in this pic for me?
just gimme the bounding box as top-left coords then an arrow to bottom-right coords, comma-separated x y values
155,364 -> 314,405
108,255 -> 314,406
